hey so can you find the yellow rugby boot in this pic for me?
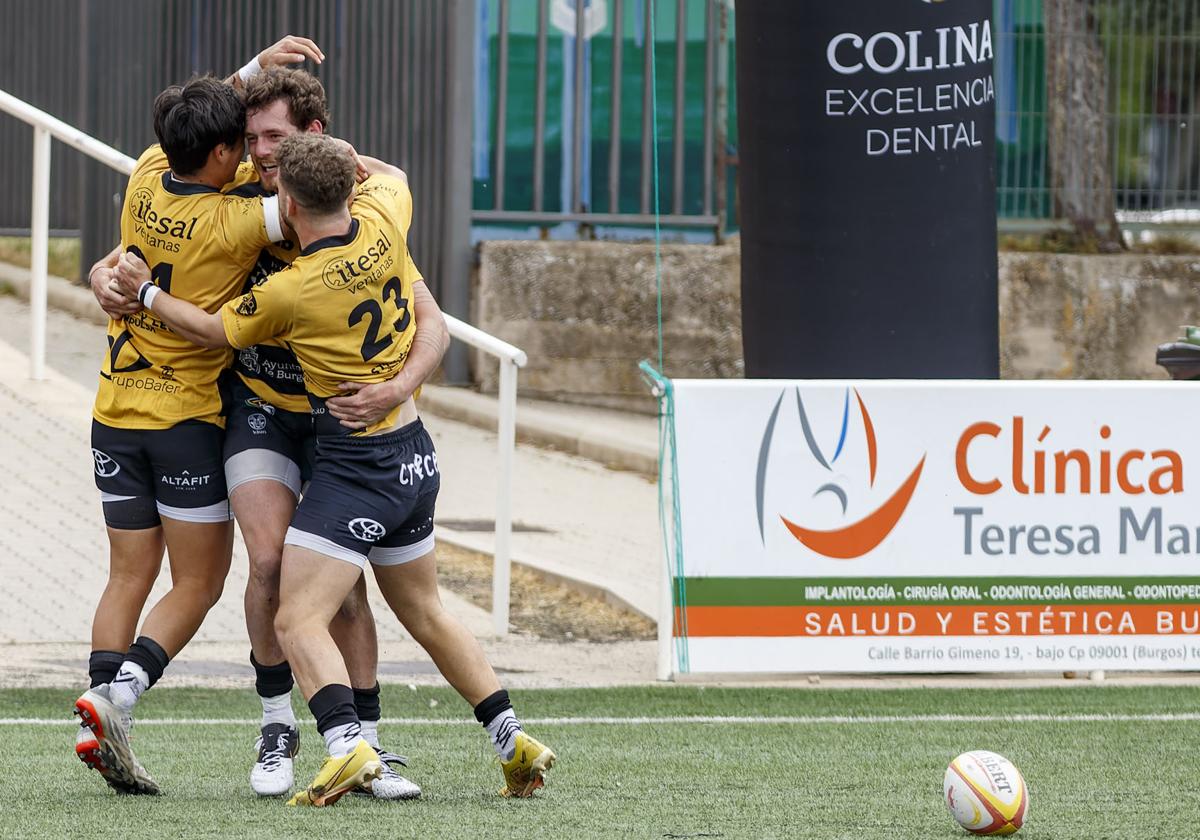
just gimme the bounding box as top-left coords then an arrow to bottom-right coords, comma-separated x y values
500,732 -> 556,798
287,740 -> 382,807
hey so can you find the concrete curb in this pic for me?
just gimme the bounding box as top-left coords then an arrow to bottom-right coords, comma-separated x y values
0,262 -> 108,326
418,384 -> 660,478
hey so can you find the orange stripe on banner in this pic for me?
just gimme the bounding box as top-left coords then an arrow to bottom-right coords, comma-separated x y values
674,604 -> 1200,637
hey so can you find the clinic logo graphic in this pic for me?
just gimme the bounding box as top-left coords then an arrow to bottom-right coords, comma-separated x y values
92,449 -> 120,478
349,517 -> 386,542
755,388 -> 926,559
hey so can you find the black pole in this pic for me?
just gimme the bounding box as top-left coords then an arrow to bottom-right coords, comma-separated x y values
736,0 -> 998,379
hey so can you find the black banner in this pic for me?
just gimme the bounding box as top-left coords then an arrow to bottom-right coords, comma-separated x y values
737,0 -> 998,379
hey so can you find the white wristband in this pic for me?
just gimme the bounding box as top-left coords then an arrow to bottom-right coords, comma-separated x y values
142,284 -> 162,310
238,56 -> 263,84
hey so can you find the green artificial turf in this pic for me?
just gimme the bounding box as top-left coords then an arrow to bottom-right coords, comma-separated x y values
1,685 -> 1196,839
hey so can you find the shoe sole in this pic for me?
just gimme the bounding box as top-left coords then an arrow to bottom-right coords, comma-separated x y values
504,748 -> 557,798
76,735 -> 138,795
75,696 -> 160,796
295,760 -> 382,807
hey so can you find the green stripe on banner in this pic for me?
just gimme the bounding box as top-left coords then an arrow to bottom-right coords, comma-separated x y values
681,577 -> 1200,607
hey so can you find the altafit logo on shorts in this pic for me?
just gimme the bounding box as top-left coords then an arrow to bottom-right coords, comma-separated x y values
349,517 -> 385,541
160,470 -> 211,489
92,449 -> 120,478
756,388 -> 926,559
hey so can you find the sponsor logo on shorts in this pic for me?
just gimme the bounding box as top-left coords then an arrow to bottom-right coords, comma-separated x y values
399,451 -> 439,486
349,517 -> 386,542
248,413 -> 268,434
92,449 -> 120,478
240,346 -> 261,374
160,469 -> 212,490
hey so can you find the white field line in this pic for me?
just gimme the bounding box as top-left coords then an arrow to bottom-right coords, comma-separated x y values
3,713 -> 1200,726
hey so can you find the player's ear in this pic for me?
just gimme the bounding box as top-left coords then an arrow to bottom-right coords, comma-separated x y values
305,120 -> 324,135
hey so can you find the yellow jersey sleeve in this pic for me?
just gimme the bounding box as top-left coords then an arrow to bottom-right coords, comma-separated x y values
225,160 -> 259,191
221,267 -> 298,350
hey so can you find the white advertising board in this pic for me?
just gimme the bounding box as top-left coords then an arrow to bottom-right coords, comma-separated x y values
669,380 -> 1200,674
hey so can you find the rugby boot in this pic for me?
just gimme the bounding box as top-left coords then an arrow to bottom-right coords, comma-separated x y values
500,732 -> 556,797
352,748 -> 421,800
250,722 -> 300,796
287,739 -> 382,807
74,685 -> 159,795
75,723 -> 138,795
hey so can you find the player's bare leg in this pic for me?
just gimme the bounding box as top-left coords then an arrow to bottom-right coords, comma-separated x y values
275,545 -> 382,806
233,479 -> 303,794
136,518 -> 233,656
372,550 -> 555,796
90,527 -> 164,654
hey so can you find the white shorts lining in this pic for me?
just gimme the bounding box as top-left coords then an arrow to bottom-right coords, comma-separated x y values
284,526 -> 367,568
369,532 -> 435,567
157,499 -> 233,523
225,449 -> 302,499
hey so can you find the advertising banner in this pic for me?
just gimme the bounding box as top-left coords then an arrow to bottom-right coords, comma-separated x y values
736,0 -> 998,378
670,380 -> 1200,673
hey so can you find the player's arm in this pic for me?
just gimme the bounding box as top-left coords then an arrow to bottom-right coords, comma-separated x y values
88,244 -> 141,319
325,280 -> 449,430
112,252 -> 229,348
225,35 -> 324,89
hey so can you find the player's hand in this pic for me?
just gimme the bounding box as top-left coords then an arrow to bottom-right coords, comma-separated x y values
326,380 -> 411,430
112,251 -> 151,300
329,138 -> 370,183
258,35 -> 324,68
89,265 -> 140,319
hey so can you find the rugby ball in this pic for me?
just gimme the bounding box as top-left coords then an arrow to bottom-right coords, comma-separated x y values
943,750 -> 1028,835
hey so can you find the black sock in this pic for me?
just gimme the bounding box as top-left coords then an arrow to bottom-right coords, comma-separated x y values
123,636 -> 170,689
250,652 -> 294,698
88,650 -> 125,688
473,689 -> 513,726
353,683 -> 382,723
309,684 -> 360,736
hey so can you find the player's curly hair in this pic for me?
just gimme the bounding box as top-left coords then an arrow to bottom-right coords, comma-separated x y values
153,76 -> 245,175
241,68 -> 331,132
276,133 -> 355,215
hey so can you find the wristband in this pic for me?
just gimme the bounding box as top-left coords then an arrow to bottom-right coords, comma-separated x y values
238,56 -> 263,85
138,281 -> 161,310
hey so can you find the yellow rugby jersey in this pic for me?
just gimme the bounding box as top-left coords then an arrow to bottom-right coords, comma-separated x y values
220,174 -> 422,436
221,173 -> 422,415
94,146 -> 282,429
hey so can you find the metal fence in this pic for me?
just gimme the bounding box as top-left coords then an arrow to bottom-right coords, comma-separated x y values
0,0 -> 474,362
470,0 -> 735,236
997,0 -> 1200,225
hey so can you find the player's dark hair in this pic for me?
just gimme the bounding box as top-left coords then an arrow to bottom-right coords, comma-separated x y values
152,76 -> 246,176
276,133 -> 355,215
242,68 -> 331,131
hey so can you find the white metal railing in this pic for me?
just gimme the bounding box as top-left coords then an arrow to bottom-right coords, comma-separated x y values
0,88 -> 528,636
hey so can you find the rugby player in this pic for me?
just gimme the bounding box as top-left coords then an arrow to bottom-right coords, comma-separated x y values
112,133 -> 556,804
74,75 -> 290,795
216,67 -> 442,800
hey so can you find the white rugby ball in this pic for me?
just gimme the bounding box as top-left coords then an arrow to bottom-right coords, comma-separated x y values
943,750 -> 1029,835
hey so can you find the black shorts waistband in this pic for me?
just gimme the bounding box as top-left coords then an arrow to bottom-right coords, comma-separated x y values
317,418 -> 425,447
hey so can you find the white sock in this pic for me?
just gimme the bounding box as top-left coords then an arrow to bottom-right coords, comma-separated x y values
360,719 -> 380,749
486,709 -> 523,761
260,692 -> 296,728
323,722 -> 364,758
109,662 -> 150,713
